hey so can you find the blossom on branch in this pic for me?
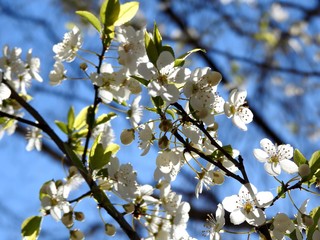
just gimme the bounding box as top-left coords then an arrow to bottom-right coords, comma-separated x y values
53,26 -> 82,62
224,89 -> 253,131
203,204 -> 225,240
222,183 -> 273,226
253,138 -> 298,176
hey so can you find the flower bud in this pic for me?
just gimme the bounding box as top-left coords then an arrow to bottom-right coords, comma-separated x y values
70,229 -> 84,240
159,119 -> 173,132
74,211 -> 85,222
62,212 -> 74,228
79,62 -> 88,71
158,135 -> 169,149
120,129 -> 135,145
105,223 -> 116,236
298,164 -> 311,177
212,171 -> 224,184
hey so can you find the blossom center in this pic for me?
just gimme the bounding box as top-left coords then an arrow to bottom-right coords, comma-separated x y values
157,74 -> 168,85
243,201 -> 253,214
269,155 -> 279,164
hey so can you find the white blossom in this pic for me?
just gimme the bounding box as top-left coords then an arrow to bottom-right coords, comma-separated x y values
253,138 -> 298,176
138,51 -> 190,104
224,89 -> 253,131
203,204 -> 225,240
272,213 -> 295,240
26,126 -> 42,151
127,95 -> 143,128
138,121 -> 155,156
49,61 -> 66,86
40,181 -> 71,221
222,183 -> 273,226
53,26 -> 82,62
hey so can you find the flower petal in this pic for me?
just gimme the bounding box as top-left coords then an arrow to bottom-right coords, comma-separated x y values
264,162 -> 281,176
280,159 -> 298,174
256,191 -> 273,207
253,149 -> 269,162
260,138 -> 276,156
246,208 -> 266,226
157,51 -> 174,71
278,144 -> 293,160
230,209 -> 246,225
222,195 -> 239,212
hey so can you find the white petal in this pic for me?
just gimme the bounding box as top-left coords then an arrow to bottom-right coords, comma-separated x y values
161,84 -> 179,103
51,206 -> 62,221
246,208 -> 266,226
234,90 -> 247,106
232,114 -> 247,131
264,162 -> 281,176
278,144 -> 293,160
260,138 -> 276,156
138,62 -> 155,80
253,149 -> 269,162
239,183 -> 257,199
222,195 -> 239,212
0,83 -> 11,101
230,209 -> 246,225
216,204 -> 225,224
280,159 -> 298,174
239,107 -> 253,124
256,191 -> 273,207
99,89 -> 113,104
156,51 -> 174,71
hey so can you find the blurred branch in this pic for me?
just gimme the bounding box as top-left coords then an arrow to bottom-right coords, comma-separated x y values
160,0 -> 284,144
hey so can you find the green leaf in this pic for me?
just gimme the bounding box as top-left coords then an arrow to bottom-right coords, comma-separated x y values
55,120 -> 69,134
309,150 -> 320,175
89,143 -> 112,170
161,45 -> 175,58
114,1 -> 139,26
211,145 -> 233,161
63,143 -> 87,173
21,216 -> 42,240
67,107 -> 75,130
105,143 -> 120,155
144,31 -> 158,66
307,206 -> 320,239
131,75 -> 149,86
175,48 -> 205,67
153,22 -> 162,54
76,11 -> 101,32
100,0 -> 120,26
74,106 -> 89,130
95,112 -> 117,127
293,149 -> 307,166
151,96 -> 164,111
166,109 -> 176,119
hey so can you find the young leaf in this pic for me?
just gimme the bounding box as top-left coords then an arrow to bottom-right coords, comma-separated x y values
67,106 -> 75,130
74,106 -> 89,130
95,112 -> 117,127
153,22 -> 162,53
175,48 -> 205,67
55,120 -> 69,134
114,1 -> 139,26
144,31 -> 158,65
21,216 -> 42,240
309,150 -> 320,175
89,143 -> 112,170
76,11 -> 101,32
293,149 -> 307,166
105,143 -> 120,155
100,0 -> 120,26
